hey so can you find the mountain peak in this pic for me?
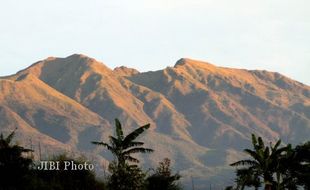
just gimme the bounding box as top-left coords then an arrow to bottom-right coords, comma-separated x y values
64,54 -> 96,62
63,54 -> 112,73
174,58 -> 215,69
174,58 -> 190,66
113,66 -> 139,77
67,53 -> 89,59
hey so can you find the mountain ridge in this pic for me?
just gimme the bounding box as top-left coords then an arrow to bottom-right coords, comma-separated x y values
0,54 -> 309,189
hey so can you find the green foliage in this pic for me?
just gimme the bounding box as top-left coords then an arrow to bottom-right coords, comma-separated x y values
26,154 -> 106,190
92,118 -> 153,190
0,130 -> 33,189
0,130 -> 106,190
230,134 -> 310,190
230,134 -> 289,189
293,142 -> 310,189
147,158 -> 182,190
276,141 -> 310,190
234,168 -> 260,190
108,161 -> 146,190
92,118 -> 153,166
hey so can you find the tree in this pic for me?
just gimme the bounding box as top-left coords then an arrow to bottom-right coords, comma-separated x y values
292,141 -> 310,189
230,134 -> 289,190
147,158 -> 182,190
28,154 -> 106,190
0,130 -> 33,189
234,168 -> 261,190
108,161 -> 146,190
0,130 -> 106,190
278,141 -> 310,190
92,118 -> 153,190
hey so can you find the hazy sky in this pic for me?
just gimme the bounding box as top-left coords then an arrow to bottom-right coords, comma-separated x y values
0,0 -> 309,84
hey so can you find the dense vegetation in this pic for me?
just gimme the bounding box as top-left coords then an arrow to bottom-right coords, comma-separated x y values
1,122 -> 309,190
227,134 -> 310,190
146,158 -> 181,190
0,119 -> 182,190
0,130 -> 106,190
0,130 -> 33,189
92,119 -> 182,190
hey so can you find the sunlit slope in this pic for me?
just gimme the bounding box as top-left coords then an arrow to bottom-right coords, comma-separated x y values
129,58 -> 310,146
0,73 -> 110,152
1,54 -> 309,189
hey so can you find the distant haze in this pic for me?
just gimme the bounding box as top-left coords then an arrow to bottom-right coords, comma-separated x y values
0,0 -> 309,85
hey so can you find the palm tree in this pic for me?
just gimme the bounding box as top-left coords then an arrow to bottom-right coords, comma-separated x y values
92,119 -> 153,190
92,118 -> 154,166
230,134 -> 289,190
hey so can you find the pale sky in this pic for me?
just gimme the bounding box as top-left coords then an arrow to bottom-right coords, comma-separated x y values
0,0 -> 309,85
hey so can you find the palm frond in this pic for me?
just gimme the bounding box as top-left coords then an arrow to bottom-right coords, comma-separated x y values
264,147 -> 270,158
122,147 -> 154,155
109,136 -> 122,147
258,137 -> 265,149
14,145 -> 33,153
124,155 -> 140,163
244,149 -> 262,163
91,141 -> 113,150
127,141 -> 145,148
271,146 -> 289,159
272,139 -> 281,151
251,134 -> 258,146
123,123 -> 150,147
5,129 -> 16,144
115,118 -> 124,140
230,159 -> 258,167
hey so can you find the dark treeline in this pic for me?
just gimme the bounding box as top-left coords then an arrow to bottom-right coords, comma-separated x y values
226,134 -> 310,190
0,130 -> 106,190
0,119 -> 182,190
1,120 -> 309,190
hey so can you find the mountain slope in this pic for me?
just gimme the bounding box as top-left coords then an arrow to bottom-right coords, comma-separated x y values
17,54 -> 154,128
0,73 -> 110,155
1,55 -> 309,189
129,58 -> 310,146
0,104 -> 71,153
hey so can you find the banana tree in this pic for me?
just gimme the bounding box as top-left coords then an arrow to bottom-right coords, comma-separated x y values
92,118 -> 153,166
230,134 -> 289,190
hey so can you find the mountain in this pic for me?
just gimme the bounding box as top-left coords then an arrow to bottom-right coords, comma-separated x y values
130,58 -> 310,146
0,71 -> 110,156
1,54 -> 309,189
